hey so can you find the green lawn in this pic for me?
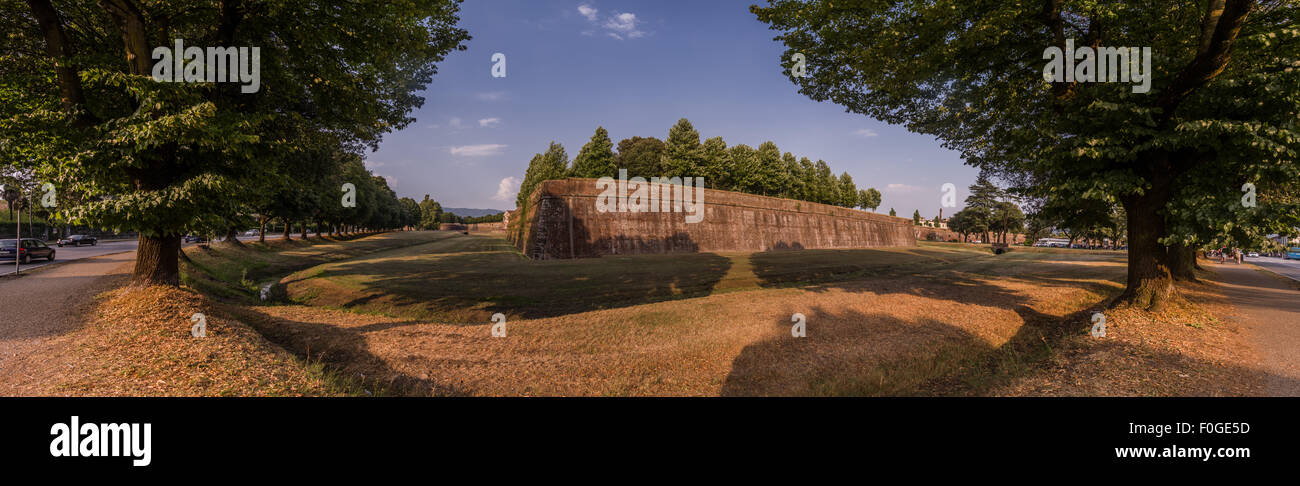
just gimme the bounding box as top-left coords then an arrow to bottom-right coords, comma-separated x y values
279,235 -> 1124,322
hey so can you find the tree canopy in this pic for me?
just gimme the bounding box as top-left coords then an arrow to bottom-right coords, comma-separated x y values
511,118 -> 887,212
2,0 -> 470,284
753,0 -> 1300,309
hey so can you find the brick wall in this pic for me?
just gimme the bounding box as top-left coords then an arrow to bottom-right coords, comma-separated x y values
509,178 -> 917,259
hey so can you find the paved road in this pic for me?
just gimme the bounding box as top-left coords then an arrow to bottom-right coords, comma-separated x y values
1210,261 -> 1300,396
0,239 -> 138,276
0,233 -> 295,276
0,250 -> 135,395
1249,256 -> 1300,282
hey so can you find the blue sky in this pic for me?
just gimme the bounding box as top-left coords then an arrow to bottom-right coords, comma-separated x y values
364,0 -> 978,218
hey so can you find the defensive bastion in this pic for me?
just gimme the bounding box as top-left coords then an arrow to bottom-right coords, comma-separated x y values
508,178 -> 916,260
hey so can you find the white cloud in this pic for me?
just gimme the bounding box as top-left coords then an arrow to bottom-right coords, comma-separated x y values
578,8 -> 646,40
604,12 -> 645,39
450,144 -> 507,157
478,117 -> 501,128
493,176 -> 520,201
475,91 -> 506,101
449,117 -> 464,129
854,128 -> 879,138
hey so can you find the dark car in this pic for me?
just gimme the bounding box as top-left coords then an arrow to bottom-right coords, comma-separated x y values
57,234 -> 97,247
183,235 -> 208,243
1,238 -> 56,264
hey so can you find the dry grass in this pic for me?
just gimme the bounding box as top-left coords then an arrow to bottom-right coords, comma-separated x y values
283,236 -> 999,322
174,236 -> 1272,397
234,239 -> 1155,396
181,231 -> 455,300
985,266 -> 1263,396
52,284 -> 354,396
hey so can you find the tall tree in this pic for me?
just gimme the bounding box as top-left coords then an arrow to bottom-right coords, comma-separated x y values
569,126 -> 616,179
663,118 -> 702,177
837,172 -> 857,208
515,142 -> 568,208
613,136 -> 666,177
4,0 -> 470,285
780,152 -> 802,199
418,194 -> 443,230
753,0 -> 1300,310
746,141 -> 785,196
990,201 -> 1026,244
813,160 -> 836,205
699,136 -> 730,189
727,144 -> 757,193
858,187 -> 882,211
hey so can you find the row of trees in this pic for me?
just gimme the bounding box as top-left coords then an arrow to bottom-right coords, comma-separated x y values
443,212 -> 504,224
1,0 -> 470,285
755,0 -> 1300,309
945,176 -> 1026,244
514,118 -> 884,211
244,148 -> 423,243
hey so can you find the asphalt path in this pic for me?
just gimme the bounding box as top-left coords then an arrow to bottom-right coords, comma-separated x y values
0,239 -> 137,276
1249,256 -> 1300,282
0,233 -> 293,276
1210,260 -> 1300,396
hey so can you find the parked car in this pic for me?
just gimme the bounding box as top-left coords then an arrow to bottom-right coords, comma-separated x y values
57,234 -> 97,247
1,238 -> 56,264
1248,251 -> 1260,257
242,229 -> 260,237
183,235 -> 208,243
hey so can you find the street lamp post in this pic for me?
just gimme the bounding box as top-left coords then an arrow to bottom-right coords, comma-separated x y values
2,185 -> 22,275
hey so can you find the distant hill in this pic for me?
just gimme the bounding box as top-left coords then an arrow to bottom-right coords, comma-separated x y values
443,207 -> 505,218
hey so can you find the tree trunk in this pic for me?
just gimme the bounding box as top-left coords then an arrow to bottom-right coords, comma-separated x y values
1115,172 -> 1177,310
133,234 -> 181,286
1169,242 -> 1199,282
300,221 -> 308,239
25,0 -> 95,126
282,219 -> 292,241
223,226 -> 243,247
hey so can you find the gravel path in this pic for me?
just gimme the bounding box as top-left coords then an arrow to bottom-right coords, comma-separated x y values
0,251 -> 134,395
1210,262 -> 1300,396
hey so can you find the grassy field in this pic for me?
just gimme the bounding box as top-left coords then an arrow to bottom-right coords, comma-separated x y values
281,234 -> 1120,322
30,233 -> 451,396
168,231 -> 1263,396
208,232 -> 1255,396
181,231 -> 457,300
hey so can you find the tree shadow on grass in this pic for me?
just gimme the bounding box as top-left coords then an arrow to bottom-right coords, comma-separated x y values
720,269 -> 1078,396
721,265 -> 1291,396
748,247 -> 973,288
228,306 -> 472,396
292,233 -> 734,321
750,245 -> 1127,293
